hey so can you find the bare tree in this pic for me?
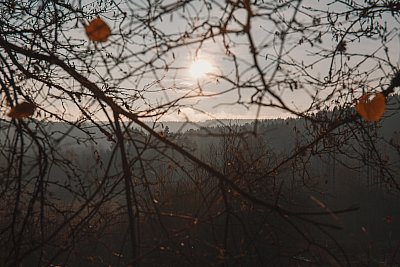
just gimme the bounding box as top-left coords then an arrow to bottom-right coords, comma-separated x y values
0,0 -> 400,266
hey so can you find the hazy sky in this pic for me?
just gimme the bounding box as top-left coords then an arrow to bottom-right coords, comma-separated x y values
28,0 -> 400,122
144,1 -> 399,121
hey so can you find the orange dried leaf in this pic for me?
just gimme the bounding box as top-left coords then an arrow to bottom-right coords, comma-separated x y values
8,102 -> 36,119
85,17 -> 111,42
355,92 -> 385,122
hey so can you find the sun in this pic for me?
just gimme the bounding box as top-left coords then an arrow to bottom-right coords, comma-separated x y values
190,59 -> 212,79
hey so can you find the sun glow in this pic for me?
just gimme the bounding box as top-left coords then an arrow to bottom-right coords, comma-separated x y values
190,59 -> 212,79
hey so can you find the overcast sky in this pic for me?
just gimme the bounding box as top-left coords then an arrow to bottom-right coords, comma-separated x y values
141,1 -> 398,121
53,0 -> 400,122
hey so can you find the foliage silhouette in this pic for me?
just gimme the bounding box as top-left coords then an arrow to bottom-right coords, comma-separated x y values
0,0 -> 400,266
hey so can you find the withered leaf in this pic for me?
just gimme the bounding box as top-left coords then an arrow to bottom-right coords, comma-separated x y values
85,17 -> 111,42
8,102 -> 36,119
356,92 -> 385,122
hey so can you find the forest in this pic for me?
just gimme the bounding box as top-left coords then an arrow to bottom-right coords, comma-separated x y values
1,0 -> 400,266
1,98 -> 400,266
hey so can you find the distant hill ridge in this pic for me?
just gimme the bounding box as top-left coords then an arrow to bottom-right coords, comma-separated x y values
0,94 -> 399,151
